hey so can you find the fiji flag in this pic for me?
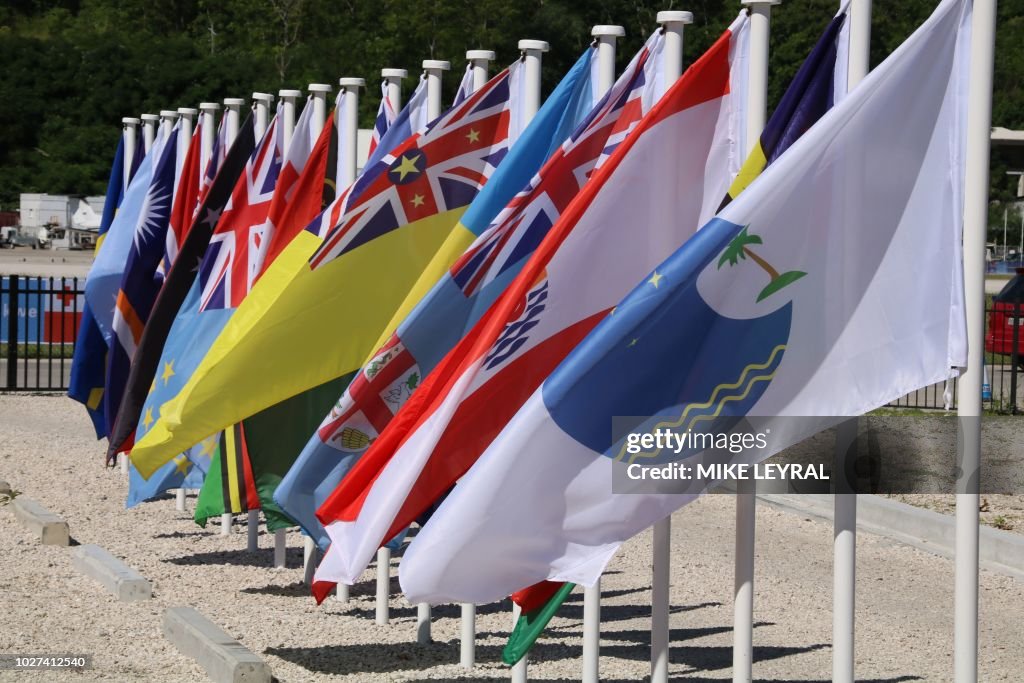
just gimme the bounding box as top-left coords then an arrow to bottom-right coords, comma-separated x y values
69,136 -> 126,438
398,0 -> 972,605
104,124 -> 179,439
275,44 -> 599,549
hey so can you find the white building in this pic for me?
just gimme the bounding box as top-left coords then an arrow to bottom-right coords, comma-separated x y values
19,194 -> 105,230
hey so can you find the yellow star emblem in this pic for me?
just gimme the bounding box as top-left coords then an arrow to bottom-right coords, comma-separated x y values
148,380 -> 156,396
173,455 -> 190,475
142,407 -> 154,431
392,154 -> 421,181
648,270 -> 664,289
410,193 -> 425,208
161,360 -> 175,385
199,436 -> 217,457
466,128 -> 481,143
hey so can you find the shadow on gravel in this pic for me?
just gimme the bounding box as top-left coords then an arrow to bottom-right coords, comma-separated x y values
343,600 -> 513,621
668,643 -> 829,672
163,548 -> 305,567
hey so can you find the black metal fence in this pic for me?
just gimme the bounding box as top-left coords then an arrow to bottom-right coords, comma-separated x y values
1,273 -> 1021,413
887,303 -> 1021,413
1,275 -> 83,392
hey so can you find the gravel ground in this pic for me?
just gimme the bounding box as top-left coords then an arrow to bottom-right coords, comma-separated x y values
2,394 -> 1023,682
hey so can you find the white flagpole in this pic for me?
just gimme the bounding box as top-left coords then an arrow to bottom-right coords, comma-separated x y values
252,92 -> 274,141
958,1 -> 997,681
198,103 -> 219,181
116,113 -> 139,476
141,114 -> 159,153
517,41 -> 549,120
120,118 -> 139,201
171,105 -> 196,514
382,68 -> 407,112
579,24 -> 625,683
422,60 -> 451,121
734,3 -> 779,682
833,3 -> 870,680
467,50 -> 496,92
279,89 -> 301,155
409,60 -> 450,644
216,97 -> 246,538
650,15 -> 691,680
159,110 -> 177,140
458,47 -> 496,669
506,39 -> 549,682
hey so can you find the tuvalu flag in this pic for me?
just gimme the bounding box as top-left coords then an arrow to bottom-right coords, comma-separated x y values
68,136 -> 127,438
105,115 -> 257,459
130,63 -> 530,478
274,43 -> 602,549
311,13 -> 751,593
399,0 -> 971,605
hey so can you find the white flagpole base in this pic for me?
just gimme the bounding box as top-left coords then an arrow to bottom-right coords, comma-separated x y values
303,537 -> 317,586
652,517 -> 671,683
416,603 -> 431,644
273,529 -> 286,568
175,488 -> 186,512
246,509 -> 259,551
460,603 -> 475,668
376,547 -> 391,623
734,481 -> 756,683
220,512 -> 231,536
582,579 -> 601,683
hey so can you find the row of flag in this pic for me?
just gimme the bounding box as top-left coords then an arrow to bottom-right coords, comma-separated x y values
70,0 -> 972,664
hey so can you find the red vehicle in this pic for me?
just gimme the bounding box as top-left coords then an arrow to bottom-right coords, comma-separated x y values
985,268 -> 1024,366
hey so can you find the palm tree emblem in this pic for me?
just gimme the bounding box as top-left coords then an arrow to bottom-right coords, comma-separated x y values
717,226 -> 806,302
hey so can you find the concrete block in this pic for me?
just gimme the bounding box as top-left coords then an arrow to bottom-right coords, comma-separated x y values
12,497 -> 69,546
163,607 -> 271,683
71,544 -> 151,601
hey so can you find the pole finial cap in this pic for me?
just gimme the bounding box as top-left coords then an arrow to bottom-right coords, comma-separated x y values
422,60 -> 451,71
308,83 -> 333,93
223,97 -> 246,107
518,39 -> 550,53
466,49 -> 496,61
381,68 -> 408,79
251,92 -> 275,103
591,25 -> 626,38
657,11 -> 694,24
338,77 -> 366,88
122,117 -> 141,125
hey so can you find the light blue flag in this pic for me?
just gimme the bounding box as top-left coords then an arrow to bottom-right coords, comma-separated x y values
126,440 -> 210,508
274,45 -> 599,549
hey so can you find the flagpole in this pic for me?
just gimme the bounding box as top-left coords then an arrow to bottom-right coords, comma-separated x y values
337,78 -> 365,187
278,89 -> 302,156
141,114 -> 159,153
223,98 -> 244,144
198,103 -> 219,182
252,92 -> 274,141
159,110 -> 177,141
422,60 -> 451,121
506,38 -> 550,683
169,106 -> 194,513
578,25 -> 625,683
958,1 -> 997,681
121,117 -> 139,198
382,69 -> 407,112
649,13 -> 690,683
832,3 -> 870,681
409,60 -> 450,645
517,41 -> 549,119
456,48 -> 496,668
467,50 -> 496,92
735,3 -> 778,682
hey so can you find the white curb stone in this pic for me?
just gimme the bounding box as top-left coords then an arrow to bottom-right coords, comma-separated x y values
71,544 -> 152,601
163,606 -> 271,683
